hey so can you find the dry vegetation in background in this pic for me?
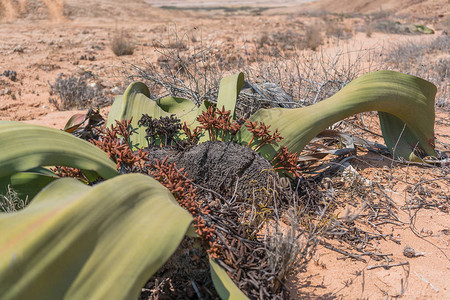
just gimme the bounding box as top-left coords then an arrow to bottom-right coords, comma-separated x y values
110,29 -> 136,56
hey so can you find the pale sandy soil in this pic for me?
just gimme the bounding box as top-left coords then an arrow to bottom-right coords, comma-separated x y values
305,0 -> 448,16
147,0 -> 316,7
0,0 -> 448,299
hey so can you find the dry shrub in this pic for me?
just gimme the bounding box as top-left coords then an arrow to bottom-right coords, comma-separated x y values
304,26 -> 323,51
110,29 -> 135,56
49,73 -> 107,110
166,40 -> 188,51
325,19 -> 346,39
123,31 -> 232,104
385,35 -> 449,108
256,26 -> 324,52
245,47 -> 378,107
0,186 -> 28,213
365,24 -> 373,37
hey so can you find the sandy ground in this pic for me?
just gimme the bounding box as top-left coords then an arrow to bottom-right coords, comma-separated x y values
147,0 -> 316,7
0,0 -> 449,299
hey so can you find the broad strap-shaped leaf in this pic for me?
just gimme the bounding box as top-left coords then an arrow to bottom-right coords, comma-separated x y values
378,111 -> 430,161
210,258 -> 249,300
107,82 -> 208,149
238,71 -> 437,161
157,96 -> 212,130
0,168 -> 58,200
107,73 -> 244,149
0,121 -> 118,180
63,113 -> 87,133
216,72 -> 244,120
156,96 -> 198,114
0,174 -> 193,300
63,109 -> 104,134
107,82 -> 168,149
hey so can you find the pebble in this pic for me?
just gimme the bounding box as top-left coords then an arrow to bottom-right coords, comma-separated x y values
101,81 -> 113,88
111,86 -> 121,94
13,45 -> 24,53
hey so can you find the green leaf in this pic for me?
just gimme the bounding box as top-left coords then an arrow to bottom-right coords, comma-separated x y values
63,113 -> 87,133
107,82 -> 164,149
0,121 -> 118,180
0,169 -> 58,200
378,111 -> 430,161
156,96 -> 197,114
107,82 -> 206,149
0,174 -> 193,300
238,71 -> 437,161
216,72 -> 244,120
210,258 -> 249,300
107,73 -> 244,149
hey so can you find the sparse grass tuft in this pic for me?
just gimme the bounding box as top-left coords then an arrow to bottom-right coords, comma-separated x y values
49,73 -> 107,110
385,35 -> 449,109
266,209 -> 314,290
0,185 -> 28,213
325,19 -> 353,40
110,29 -> 135,56
304,25 -> 324,50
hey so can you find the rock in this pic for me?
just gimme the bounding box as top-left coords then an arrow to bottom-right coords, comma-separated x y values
111,86 -> 121,94
13,45 -> 24,53
242,80 -> 295,108
403,246 -> 425,258
101,81 -> 114,88
2,70 -> 17,82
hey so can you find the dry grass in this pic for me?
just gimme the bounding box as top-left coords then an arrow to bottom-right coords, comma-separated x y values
304,25 -> 324,50
324,18 -> 353,40
110,29 -> 135,56
49,73 -> 108,110
385,35 -> 449,109
0,185 -> 28,213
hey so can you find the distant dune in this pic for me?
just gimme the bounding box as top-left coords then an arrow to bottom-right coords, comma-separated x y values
1,0 -> 447,22
306,0 -> 448,17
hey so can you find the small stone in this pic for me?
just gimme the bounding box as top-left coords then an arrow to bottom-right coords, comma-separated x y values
5,88 -> 11,95
2,70 -> 17,81
42,105 -> 48,109
403,246 -> 425,258
13,45 -> 24,53
111,86 -> 121,94
101,81 -> 113,88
